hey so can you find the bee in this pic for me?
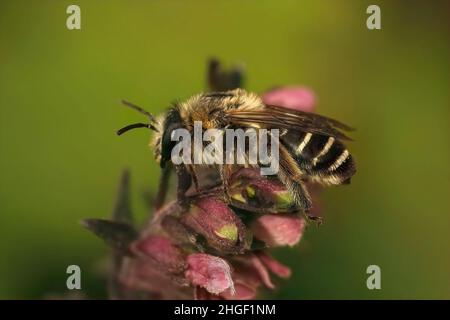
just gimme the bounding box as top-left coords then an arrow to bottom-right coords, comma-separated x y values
117,88 -> 356,213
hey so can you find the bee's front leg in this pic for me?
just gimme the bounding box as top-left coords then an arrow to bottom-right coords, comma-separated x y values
154,165 -> 172,210
187,164 -> 199,192
175,164 -> 192,209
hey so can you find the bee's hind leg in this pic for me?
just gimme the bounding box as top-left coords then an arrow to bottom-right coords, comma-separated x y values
278,166 -> 313,213
290,181 -> 323,225
289,179 -> 313,213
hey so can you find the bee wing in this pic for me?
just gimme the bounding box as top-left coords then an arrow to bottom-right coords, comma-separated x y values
225,104 -> 354,141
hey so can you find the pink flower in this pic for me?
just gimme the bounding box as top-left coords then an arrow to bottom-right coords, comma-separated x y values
262,86 -> 316,112
251,214 -> 306,247
185,253 -> 235,295
192,252 -> 292,300
256,251 -> 291,278
181,197 -> 247,254
131,235 -> 186,274
228,252 -> 291,296
119,257 -> 191,299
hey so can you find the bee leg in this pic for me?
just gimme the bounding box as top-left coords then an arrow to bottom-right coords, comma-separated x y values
154,165 -> 172,210
306,214 -> 323,226
278,143 -> 313,212
289,179 -> 313,213
187,164 -> 200,192
175,165 -> 192,209
278,168 -> 312,212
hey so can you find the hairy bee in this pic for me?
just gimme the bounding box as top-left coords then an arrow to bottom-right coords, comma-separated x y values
118,88 -> 356,212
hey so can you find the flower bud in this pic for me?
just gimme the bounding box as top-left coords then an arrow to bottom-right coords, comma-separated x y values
181,197 -> 247,253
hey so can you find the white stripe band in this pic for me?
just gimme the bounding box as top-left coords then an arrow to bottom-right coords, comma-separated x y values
312,137 -> 335,166
329,149 -> 349,171
296,132 -> 312,155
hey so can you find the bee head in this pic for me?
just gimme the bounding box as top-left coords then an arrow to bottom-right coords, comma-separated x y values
159,107 -> 183,168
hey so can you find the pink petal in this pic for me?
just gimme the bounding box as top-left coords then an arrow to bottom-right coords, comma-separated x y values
251,214 -> 306,247
230,259 -> 264,289
194,286 -> 223,300
257,252 -> 291,278
220,282 -> 256,300
262,86 -> 316,112
131,235 -> 186,273
185,253 -> 235,295
249,254 -> 275,289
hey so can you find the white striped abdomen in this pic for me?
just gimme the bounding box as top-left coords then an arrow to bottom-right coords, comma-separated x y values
281,131 -> 356,185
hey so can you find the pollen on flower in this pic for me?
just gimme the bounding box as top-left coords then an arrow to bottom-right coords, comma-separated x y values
214,224 -> 238,242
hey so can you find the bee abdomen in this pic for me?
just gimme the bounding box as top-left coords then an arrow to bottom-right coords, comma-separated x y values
282,132 -> 356,185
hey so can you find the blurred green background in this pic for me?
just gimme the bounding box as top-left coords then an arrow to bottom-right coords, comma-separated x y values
0,0 -> 449,299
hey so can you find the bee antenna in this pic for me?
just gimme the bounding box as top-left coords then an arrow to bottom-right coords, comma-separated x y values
116,123 -> 158,136
121,100 -> 157,124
